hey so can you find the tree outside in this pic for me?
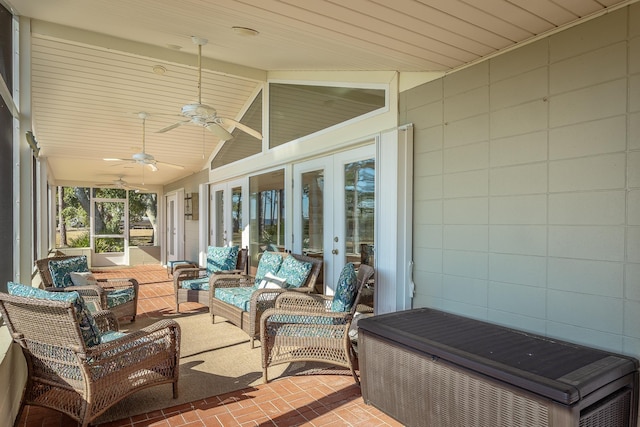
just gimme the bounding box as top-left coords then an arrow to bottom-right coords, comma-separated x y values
56,186 -> 158,251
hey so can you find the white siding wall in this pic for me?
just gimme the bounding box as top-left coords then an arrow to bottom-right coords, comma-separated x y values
403,4 -> 640,359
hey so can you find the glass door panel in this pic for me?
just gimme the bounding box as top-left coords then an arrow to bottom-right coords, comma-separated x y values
231,185 -> 243,245
92,197 -> 128,266
344,158 -> 375,267
210,179 -> 247,249
301,170 -> 324,256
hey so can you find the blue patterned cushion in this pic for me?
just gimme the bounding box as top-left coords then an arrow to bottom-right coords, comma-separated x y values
206,246 -> 239,275
214,287 -> 255,311
254,252 -> 284,286
106,287 -> 136,308
180,277 -> 210,291
8,282 -> 101,347
276,256 -> 313,289
48,256 -> 90,288
330,263 -> 358,312
99,330 -> 126,344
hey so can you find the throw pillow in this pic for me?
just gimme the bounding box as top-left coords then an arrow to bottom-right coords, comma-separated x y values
257,272 -> 287,289
330,263 -> 358,312
7,282 -> 101,347
206,245 -> 239,275
70,271 -> 98,286
254,251 -> 284,286
48,256 -> 90,288
276,256 -> 313,288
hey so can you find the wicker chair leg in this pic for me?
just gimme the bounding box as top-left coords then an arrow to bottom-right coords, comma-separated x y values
173,380 -> 179,399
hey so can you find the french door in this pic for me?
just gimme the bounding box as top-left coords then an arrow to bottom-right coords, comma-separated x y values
165,192 -> 181,263
293,145 -> 375,294
209,178 -> 247,248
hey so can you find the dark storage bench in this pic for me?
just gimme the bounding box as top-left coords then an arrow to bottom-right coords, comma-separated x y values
358,308 -> 638,427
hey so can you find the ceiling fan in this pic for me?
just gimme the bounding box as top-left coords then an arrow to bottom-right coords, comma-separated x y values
104,112 -> 184,172
96,177 -> 147,192
155,36 -> 263,141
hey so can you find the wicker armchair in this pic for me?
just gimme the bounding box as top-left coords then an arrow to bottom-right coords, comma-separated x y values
260,263 -> 375,384
35,255 -> 139,322
210,252 -> 323,348
173,246 -> 248,312
0,289 -> 180,427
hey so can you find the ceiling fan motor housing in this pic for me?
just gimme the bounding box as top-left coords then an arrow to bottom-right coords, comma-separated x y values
132,152 -> 154,163
181,103 -> 217,121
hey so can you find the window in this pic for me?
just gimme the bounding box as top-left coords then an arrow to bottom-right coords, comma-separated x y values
269,83 -> 385,148
211,90 -> 263,169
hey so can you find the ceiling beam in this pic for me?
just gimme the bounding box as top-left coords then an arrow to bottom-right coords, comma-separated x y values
30,19 -> 267,83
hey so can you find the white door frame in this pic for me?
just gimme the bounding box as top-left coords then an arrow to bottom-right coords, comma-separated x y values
165,190 -> 184,264
293,144 -> 376,295
208,178 -> 248,249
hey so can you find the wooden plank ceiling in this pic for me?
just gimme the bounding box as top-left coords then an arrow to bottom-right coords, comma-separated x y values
7,0 -> 634,187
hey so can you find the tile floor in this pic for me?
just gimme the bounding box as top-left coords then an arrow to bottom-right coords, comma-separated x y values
17,264 -> 403,427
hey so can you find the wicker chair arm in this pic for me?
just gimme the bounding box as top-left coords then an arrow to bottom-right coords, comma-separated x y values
91,309 -> 120,333
87,319 -> 181,358
45,284 -> 108,311
173,267 -> 205,292
210,273 -> 255,290
274,292 -> 332,312
261,307 -> 352,338
97,277 -> 138,292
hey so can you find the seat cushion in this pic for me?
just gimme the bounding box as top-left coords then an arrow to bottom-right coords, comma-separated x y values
214,287 -> 255,311
48,256 -> 90,288
206,246 -> 239,275
8,281 -> 101,347
106,287 -> 136,308
330,263 -> 358,312
99,330 -> 126,344
254,252 -> 284,286
276,256 -> 313,289
180,277 -> 210,291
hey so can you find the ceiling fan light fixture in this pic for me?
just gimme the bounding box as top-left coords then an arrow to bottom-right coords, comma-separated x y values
232,26 -> 259,37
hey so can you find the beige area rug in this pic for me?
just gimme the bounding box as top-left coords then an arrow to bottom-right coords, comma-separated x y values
95,311 -> 319,424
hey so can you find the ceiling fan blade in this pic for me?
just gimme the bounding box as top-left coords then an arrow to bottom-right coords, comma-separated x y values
127,184 -> 148,191
204,122 -> 234,140
147,163 -> 159,172
156,120 -> 190,133
104,157 -> 130,162
156,161 -> 185,170
217,117 -> 263,140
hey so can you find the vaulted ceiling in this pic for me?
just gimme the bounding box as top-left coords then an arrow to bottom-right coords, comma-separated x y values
7,0 -> 636,189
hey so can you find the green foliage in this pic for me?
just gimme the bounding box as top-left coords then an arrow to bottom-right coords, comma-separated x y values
68,231 -> 90,247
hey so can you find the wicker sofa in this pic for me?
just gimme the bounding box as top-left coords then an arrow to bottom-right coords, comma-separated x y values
209,252 -> 323,348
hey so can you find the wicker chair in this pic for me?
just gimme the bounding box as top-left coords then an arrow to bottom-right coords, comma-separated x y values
35,255 -> 139,322
210,252 -> 323,348
0,290 -> 180,427
173,247 -> 248,312
260,263 -> 375,384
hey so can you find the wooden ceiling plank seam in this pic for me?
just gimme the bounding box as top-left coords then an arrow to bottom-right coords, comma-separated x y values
232,0 -> 458,68
506,0 -> 580,25
411,0 -> 535,41
375,0 -> 520,47
291,0 -> 490,61
336,0 -> 498,55
461,0 -> 556,33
